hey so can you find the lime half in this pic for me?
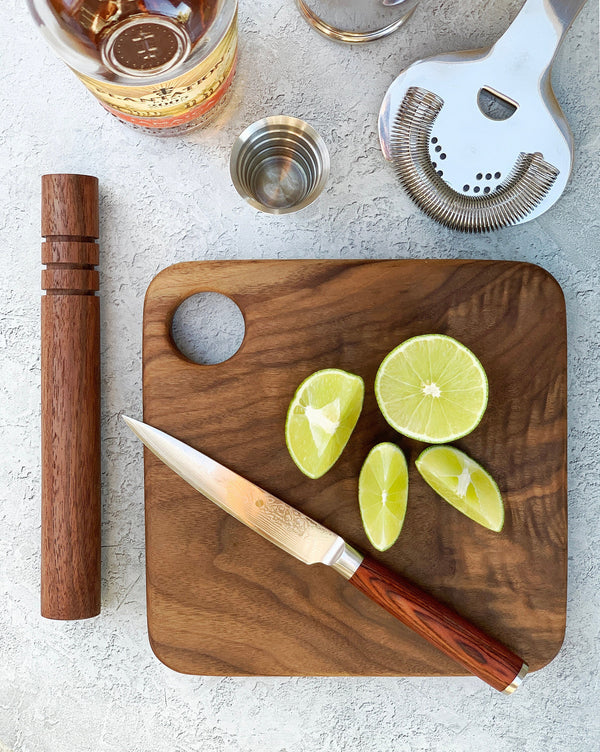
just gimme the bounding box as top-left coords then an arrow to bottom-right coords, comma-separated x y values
285,369 -> 364,479
359,443 -> 408,551
416,446 -> 504,531
375,334 -> 488,443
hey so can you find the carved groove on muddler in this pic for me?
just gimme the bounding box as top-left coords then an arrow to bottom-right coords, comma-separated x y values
41,174 -> 101,620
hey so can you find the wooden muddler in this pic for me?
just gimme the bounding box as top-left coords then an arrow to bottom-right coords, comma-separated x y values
41,174 -> 101,620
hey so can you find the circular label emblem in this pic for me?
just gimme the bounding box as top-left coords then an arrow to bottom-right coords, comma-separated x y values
101,16 -> 191,77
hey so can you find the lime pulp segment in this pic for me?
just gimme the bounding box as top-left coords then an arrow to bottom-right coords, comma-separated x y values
375,334 -> 488,443
359,442 -> 408,551
285,368 -> 364,479
416,445 -> 504,532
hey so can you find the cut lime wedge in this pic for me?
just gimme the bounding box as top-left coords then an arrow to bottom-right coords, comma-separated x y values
375,334 -> 488,443
359,443 -> 408,551
416,446 -> 504,531
285,369 -> 364,479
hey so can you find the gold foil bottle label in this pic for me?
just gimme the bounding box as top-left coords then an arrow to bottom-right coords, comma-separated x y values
76,10 -> 237,132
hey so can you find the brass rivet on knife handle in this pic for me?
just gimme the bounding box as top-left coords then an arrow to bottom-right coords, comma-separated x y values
41,174 -> 101,620
349,556 -> 528,693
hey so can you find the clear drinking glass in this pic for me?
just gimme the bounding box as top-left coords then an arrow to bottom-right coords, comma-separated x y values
28,0 -> 238,135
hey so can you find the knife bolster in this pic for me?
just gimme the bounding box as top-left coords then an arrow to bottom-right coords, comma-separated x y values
331,543 -> 363,579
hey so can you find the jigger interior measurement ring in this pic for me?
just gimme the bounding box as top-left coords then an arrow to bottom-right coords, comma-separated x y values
230,116 -> 330,214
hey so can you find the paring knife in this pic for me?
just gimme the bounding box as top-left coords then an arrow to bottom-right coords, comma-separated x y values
123,415 -> 528,693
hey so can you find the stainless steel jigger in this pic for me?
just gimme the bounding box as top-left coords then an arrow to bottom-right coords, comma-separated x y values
230,116 -> 330,214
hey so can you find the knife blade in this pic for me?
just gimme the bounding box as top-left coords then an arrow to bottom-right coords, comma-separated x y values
123,415 -> 528,693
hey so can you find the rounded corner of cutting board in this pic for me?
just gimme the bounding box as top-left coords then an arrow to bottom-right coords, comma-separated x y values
528,620 -> 568,673
517,262 -> 566,307
144,261 -> 205,307
147,628 -> 192,675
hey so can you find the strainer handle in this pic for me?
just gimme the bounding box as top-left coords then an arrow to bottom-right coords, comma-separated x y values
493,0 -> 589,72
546,0 -> 590,32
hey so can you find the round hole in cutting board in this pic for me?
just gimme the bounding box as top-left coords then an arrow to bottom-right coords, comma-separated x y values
171,292 -> 245,365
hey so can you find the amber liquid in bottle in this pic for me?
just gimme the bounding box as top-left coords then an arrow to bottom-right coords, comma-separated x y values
32,0 -> 237,134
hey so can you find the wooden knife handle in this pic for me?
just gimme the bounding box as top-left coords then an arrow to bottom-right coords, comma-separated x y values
349,556 -> 527,693
40,174 -> 101,620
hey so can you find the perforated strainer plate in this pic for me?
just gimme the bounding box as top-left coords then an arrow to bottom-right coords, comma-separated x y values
428,130 -> 506,197
378,0 -> 588,231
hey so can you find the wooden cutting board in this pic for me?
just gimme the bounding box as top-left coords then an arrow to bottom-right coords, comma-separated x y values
142,260 -> 567,676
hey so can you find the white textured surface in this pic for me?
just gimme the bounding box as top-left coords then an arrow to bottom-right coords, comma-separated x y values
1,0 -> 599,749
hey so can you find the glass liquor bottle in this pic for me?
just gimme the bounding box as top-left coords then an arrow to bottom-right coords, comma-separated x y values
28,0 -> 238,135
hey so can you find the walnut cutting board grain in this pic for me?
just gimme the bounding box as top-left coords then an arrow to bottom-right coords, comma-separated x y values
141,260 -> 567,676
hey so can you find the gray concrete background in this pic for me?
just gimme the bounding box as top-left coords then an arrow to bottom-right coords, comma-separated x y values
1,0 -> 599,749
